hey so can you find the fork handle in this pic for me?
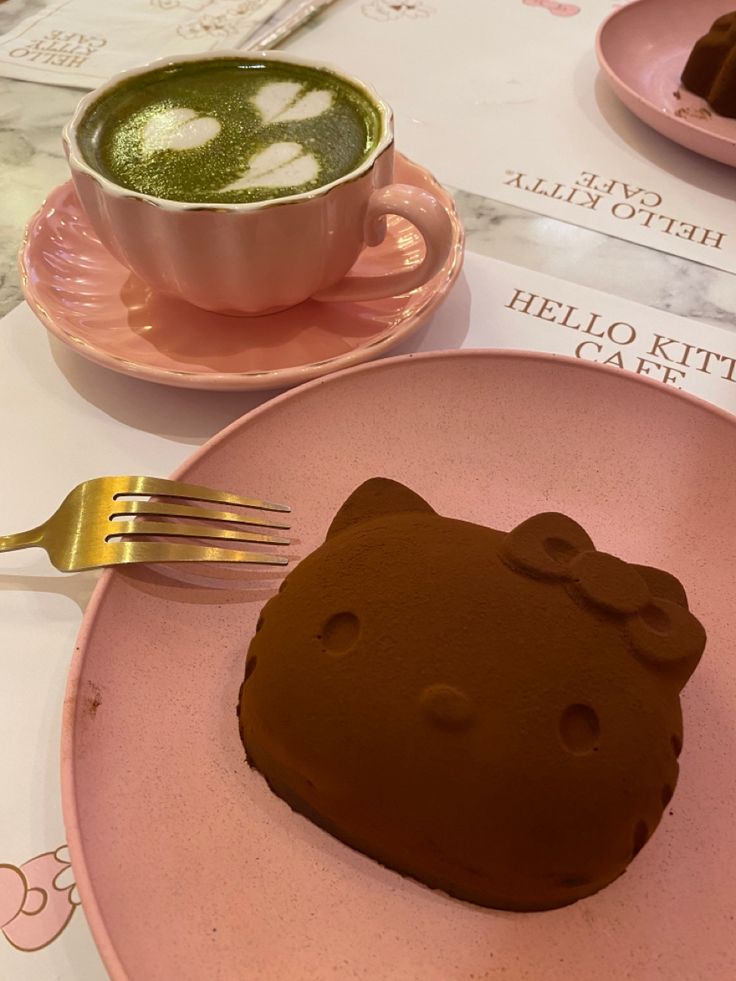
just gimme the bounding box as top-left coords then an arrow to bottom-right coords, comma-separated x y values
0,526 -> 44,554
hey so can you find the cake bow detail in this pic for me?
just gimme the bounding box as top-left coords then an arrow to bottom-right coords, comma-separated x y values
502,513 -> 706,679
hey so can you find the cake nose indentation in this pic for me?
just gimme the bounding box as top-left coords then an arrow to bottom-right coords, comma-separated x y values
559,704 -> 600,755
420,684 -> 476,731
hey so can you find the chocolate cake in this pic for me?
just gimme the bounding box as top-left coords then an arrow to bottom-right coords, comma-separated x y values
238,478 -> 706,911
682,12 -> 736,117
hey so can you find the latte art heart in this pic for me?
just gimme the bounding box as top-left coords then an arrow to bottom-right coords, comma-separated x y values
78,57 -> 382,203
221,142 -> 320,192
253,81 -> 334,124
141,107 -> 221,154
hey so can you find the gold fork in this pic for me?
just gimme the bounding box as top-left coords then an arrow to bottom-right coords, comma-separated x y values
0,476 -> 291,572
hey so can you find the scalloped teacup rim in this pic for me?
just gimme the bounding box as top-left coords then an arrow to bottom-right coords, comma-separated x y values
63,49 -> 394,213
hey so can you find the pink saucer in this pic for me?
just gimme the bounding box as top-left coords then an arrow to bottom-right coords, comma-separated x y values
597,0 -> 736,168
19,155 -> 464,391
63,351 -> 736,981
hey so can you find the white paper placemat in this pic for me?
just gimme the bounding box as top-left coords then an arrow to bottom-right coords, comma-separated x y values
1,249 -> 734,979
0,0 -> 291,88
283,0 -> 736,273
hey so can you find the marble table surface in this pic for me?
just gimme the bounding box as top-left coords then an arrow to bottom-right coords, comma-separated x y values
1,0 -> 735,332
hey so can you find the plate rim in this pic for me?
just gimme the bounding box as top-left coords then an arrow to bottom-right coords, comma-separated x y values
60,347 -> 736,980
595,0 -> 736,166
18,156 -> 465,392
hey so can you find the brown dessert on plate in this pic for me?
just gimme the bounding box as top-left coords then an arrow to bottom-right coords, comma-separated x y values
238,478 -> 706,911
682,12 -> 736,117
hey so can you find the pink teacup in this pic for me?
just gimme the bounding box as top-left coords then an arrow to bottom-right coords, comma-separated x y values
63,52 -> 455,316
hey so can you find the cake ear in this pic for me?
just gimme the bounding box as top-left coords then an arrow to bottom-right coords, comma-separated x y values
326,477 -> 434,539
631,565 -> 689,609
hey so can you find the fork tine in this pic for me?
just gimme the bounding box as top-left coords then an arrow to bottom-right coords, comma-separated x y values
107,520 -> 290,546
107,540 -> 289,566
110,476 -> 290,513
110,500 -> 291,530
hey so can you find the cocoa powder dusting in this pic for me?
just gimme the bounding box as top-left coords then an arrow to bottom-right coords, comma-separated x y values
239,478 -> 705,911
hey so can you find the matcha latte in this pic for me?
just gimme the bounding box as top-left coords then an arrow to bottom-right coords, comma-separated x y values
77,57 -> 383,204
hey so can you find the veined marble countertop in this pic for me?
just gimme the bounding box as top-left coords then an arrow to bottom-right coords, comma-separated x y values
1,0 -> 735,330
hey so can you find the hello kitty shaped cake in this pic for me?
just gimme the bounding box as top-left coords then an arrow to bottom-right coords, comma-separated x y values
238,478 -> 706,911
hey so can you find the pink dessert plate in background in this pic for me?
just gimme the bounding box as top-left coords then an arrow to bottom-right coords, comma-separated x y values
597,0 -> 736,168
62,350 -> 736,981
19,154 -> 463,391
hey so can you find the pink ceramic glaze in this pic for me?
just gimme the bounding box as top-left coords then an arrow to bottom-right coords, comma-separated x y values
62,351 -> 736,981
63,52 -> 455,314
597,0 -> 736,168
19,157 -> 463,390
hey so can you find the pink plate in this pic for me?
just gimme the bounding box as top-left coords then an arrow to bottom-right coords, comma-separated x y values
19,155 -> 463,391
597,0 -> 736,168
62,351 -> 736,981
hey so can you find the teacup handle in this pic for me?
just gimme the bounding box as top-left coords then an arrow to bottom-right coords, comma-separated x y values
313,184 -> 455,303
